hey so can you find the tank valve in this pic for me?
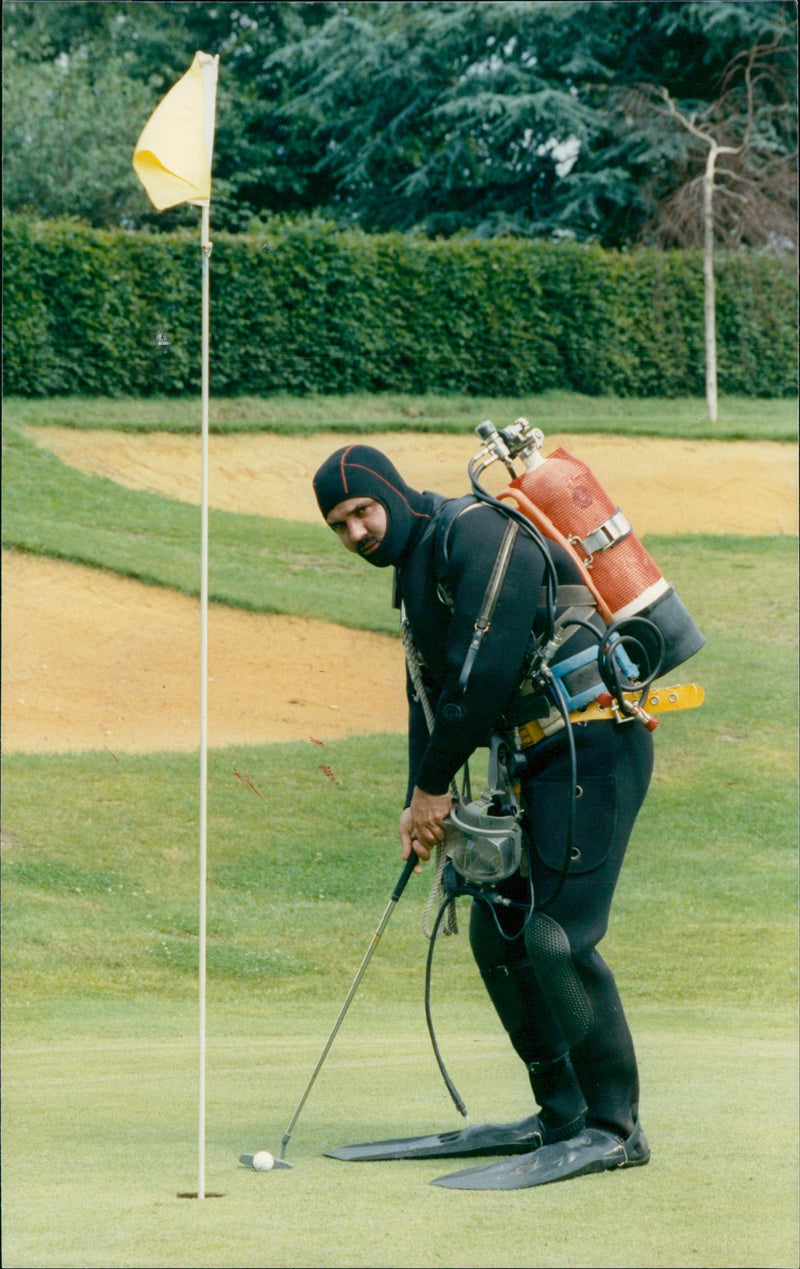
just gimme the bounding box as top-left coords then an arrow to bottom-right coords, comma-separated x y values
474,420 -> 516,476
495,418 -> 545,470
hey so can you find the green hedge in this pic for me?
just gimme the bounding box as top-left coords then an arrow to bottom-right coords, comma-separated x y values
3,214 -> 796,398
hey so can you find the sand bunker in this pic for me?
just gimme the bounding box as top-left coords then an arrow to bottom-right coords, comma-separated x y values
4,430 -> 796,754
21,427 -> 799,536
1,551 -> 407,755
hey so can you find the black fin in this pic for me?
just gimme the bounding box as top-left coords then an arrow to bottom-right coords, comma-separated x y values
430,1123 -> 649,1189
325,1114 -> 549,1161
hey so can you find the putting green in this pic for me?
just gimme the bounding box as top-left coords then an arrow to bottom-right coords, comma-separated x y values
2,1000 -> 797,1268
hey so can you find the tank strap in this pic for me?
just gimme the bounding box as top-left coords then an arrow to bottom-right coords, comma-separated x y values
579,509 -> 632,559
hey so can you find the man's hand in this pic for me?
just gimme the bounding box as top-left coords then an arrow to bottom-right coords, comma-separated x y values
399,806 -> 423,870
399,787 -> 453,869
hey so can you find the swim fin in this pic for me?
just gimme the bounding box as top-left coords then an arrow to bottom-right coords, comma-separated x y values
326,1113 -> 567,1161
430,1121 -> 649,1189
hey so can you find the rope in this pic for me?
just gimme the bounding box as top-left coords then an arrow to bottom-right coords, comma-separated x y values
421,842 -> 456,939
400,616 -> 459,939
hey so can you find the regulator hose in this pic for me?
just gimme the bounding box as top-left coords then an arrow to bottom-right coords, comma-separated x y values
599,615 -> 666,709
424,893 -> 468,1116
424,876 -> 534,1118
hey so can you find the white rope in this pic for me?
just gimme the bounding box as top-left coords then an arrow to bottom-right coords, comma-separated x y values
400,616 -> 458,939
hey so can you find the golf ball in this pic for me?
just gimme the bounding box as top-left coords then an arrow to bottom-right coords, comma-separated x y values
252,1150 -> 275,1171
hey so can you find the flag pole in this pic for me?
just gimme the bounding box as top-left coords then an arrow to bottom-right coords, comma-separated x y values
198,199 -> 212,1200
131,47 -> 219,1202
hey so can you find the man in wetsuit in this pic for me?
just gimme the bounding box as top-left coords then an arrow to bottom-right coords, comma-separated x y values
312,443 -> 653,1189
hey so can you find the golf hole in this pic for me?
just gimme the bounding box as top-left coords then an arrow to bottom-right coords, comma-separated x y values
176,1191 -> 225,1199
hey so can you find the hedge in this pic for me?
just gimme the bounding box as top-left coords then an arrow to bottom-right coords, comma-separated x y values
3,214 -> 796,398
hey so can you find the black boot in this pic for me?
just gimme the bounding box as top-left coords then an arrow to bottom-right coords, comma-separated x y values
527,1052 -> 587,1143
571,1047 -> 640,1139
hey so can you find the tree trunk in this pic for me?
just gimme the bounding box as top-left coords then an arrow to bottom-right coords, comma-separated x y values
703,145 -> 718,424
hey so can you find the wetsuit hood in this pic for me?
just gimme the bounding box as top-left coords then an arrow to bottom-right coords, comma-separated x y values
313,444 -> 435,568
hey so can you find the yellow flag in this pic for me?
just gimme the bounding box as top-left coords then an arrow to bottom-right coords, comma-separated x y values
133,51 -> 219,210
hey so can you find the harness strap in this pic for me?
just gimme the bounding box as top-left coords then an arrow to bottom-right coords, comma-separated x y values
457,517 -> 519,695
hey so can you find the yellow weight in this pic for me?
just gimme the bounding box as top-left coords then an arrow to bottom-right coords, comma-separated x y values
517,683 -> 705,748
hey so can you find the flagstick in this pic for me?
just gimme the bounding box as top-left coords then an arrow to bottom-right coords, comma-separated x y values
131,49 -> 220,1203
198,199 -> 212,1200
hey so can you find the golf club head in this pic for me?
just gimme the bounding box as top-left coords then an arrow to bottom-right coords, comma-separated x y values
239,1152 -> 293,1171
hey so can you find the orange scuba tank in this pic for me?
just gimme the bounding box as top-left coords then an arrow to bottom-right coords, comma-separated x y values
472,419 -> 705,678
509,447 -> 668,620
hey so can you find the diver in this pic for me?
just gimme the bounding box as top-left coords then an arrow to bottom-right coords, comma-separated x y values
312,439 -> 703,1189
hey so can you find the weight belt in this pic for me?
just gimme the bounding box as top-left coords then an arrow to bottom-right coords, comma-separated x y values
517,683 -> 705,748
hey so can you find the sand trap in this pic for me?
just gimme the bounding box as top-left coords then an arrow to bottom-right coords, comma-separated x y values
4,430 -> 796,754
21,427 -> 799,536
1,551 -> 406,755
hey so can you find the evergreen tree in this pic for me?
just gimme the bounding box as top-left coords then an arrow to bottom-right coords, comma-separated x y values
3,0 -> 795,242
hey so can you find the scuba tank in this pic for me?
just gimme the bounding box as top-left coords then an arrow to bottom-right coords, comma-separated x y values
472,418 -> 705,679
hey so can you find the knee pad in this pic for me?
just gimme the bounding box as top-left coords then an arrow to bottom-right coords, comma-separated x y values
523,910 -> 594,1050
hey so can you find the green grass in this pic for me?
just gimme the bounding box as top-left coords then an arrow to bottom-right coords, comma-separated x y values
1,1002 -> 797,1269
4,389 -> 798,440
2,710 -> 798,1266
2,394 -> 798,1267
3,425 -> 797,639
2,425 -> 396,632
4,984 -> 795,1262
2,686 -> 797,1011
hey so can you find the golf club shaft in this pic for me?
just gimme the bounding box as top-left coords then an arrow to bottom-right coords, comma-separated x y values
280,851 -> 419,1159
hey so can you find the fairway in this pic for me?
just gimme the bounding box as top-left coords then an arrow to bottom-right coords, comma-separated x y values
2,416 -> 798,1268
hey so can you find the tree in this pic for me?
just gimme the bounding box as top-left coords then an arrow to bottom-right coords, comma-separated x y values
2,47 -> 156,227
624,29 -> 797,421
250,1 -> 599,235
3,1 -> 796,241
526,0 -> 798,245
235,0 -> 798,241
1,0 -> 334,230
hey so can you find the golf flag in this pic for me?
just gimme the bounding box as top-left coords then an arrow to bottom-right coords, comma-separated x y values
133,51 -> 219,209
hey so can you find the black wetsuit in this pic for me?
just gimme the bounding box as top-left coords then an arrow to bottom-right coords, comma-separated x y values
312,444 -> 652,1141
396,497 -> 653,1140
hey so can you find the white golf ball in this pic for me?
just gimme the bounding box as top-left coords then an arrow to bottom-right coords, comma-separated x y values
252,1150 -> 275,1171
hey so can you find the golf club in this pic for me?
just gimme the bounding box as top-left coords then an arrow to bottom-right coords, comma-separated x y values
246,849 -> 419,1167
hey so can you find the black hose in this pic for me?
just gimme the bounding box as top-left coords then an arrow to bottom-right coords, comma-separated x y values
424,874 -> 534,1115
424,895 -> 468,1117
598,616 -> 666,710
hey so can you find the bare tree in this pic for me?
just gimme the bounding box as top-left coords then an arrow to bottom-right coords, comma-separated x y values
626,34 -> 797,422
